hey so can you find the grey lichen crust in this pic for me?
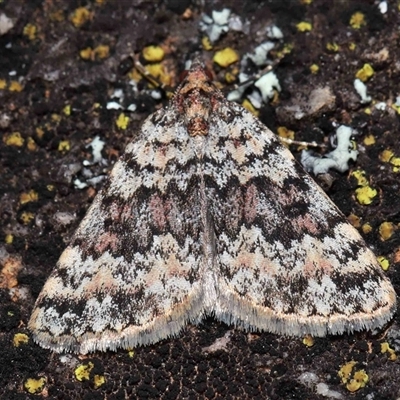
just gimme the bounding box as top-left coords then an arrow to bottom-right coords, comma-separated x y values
29,60 -> 396,354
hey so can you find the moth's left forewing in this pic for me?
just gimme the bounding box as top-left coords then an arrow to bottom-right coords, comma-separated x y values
205,101 -> 396,337
29,109 -> 207,353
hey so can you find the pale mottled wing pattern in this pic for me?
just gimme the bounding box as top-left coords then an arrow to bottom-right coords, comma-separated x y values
29,59 -> 396,354
204,102 -> 396,336
29,108 -> 209,354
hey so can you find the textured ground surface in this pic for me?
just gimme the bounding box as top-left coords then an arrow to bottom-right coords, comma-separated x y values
0,1 -> 400,399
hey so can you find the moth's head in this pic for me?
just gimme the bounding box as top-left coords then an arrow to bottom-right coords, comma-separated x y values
179,58 -> 214,82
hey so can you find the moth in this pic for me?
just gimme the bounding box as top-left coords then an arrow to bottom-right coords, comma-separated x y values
29,59 -> 396,354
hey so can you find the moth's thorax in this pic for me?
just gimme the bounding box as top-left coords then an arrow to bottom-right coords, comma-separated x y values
174,64 -> 222,137
181,88 -> 211,137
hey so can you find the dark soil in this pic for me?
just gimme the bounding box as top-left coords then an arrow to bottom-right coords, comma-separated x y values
0,1 -> 399,399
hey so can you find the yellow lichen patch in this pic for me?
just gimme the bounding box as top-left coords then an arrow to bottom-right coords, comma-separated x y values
5,234 -> 13,244
49,10 -> 65,22
0,256 -> 22,288
142,45 -> 165,63
296,21 -> 312,32
94,374 -> 106,388
392,103 -> 400,114
355,186 -> 377,205
94,44 -> 109,59
70,7 -> 92,28
4,132 -> 24,147
350,12 -> 366,29
9,80 -> 23,92
202,36 -> 213,50
381,342 -> 397,361
377,256 -> 390,271
20,190 -> 38,205
51,113 -> 62,122
144,63 -> 171,87
347,213 -> 361,228
310,64 -> 319,74
58,140 -> 70,152
301,0 -> 313,4
63,105 -> 71,116
379,221 -> 395,241
277,126 -> 295,142
0,79 -> 7,89
80,45 -> 110,61
349,42 -> 357,50
390,156 -> 400,168
356,63 -> 374,82
350,169 -> 368,187
24,377 -> 46,394
242,100 -> 259,117
380,149 -> 394,163
347,370 -> 368,392
302,334 -> 314,347
128,349 -> 135,358
13,333 -> 29,347
363,134 -> 375,146
80,47 -> 93,60
75,361 -> 94,381
213,48 -> 239,68
20,211 -> 35,225
128,66 -> 143,82
326,42 -> 339,52
224,71 -> 237,84
277,43 -> 293,59
361,222 -> 372,234
379,149 -> 400,171
338,360 -> 357,383
27,137 -> 37,151
23,23 -> 37,40
116,113 -> 129,130
35,127 -> 45,139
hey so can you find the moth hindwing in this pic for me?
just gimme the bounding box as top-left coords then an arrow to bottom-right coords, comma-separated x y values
29,59 -> 396,354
